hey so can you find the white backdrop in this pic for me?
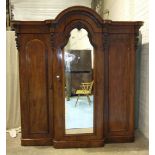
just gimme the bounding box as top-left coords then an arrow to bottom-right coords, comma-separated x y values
6,31 -> 20,129
11,0 -> 92,20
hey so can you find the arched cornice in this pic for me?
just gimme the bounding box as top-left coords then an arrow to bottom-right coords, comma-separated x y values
55,6 -> 103,24
45,6 -> 103,28
47,6 -> 103,49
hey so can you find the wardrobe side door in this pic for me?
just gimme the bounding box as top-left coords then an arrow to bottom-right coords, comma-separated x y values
107,34 -> 135,141
19,34 -> 53,145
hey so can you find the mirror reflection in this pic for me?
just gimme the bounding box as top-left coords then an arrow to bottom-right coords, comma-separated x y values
64,28 -> 94,134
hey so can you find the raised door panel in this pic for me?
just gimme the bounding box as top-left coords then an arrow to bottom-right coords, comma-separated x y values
26,39 -> 48,134
108,34 -> 134,137
19,34 -> 53,145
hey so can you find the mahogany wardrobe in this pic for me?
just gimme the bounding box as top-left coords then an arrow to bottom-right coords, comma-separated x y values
12,6 -> 143,148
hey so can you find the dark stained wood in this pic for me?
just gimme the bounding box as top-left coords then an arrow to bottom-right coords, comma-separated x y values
108,34 -> 131,134
53,139 -> 104,148
12,6 -> 143,148
21,138 -> 53,146
26,39 -> 48,134
18,34 -> 53,144
49,6 -> 105,148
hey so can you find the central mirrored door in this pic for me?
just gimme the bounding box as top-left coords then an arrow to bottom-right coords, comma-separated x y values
63,28 -> 94,134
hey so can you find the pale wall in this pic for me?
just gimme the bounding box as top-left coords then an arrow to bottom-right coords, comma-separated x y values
103,0 -> 149,139
11,0 -> 92,20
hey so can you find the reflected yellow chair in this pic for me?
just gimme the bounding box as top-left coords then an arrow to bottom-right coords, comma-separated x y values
75,81 -> 94,106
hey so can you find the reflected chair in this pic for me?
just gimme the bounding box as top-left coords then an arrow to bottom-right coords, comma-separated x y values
75,81 -> 94,106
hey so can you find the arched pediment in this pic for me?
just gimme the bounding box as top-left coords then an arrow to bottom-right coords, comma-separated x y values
55,6 -> 103,25
45,6 -> 103,29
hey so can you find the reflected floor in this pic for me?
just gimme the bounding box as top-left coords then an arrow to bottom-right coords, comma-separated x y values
66,128 -> 93,134
65,95 -> 94,133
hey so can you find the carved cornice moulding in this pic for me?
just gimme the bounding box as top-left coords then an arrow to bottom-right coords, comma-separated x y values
11,6 -> 143,51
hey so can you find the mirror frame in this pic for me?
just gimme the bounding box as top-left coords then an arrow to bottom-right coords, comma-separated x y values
52,6 -> 104,148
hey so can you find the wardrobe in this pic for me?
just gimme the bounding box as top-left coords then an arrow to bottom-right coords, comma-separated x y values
12,6 -> 143,148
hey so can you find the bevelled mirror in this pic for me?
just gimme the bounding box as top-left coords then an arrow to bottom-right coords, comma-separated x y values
63,28 -> 94,134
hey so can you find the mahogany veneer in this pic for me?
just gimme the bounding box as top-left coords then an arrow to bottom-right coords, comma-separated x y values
12,6 -> 143,148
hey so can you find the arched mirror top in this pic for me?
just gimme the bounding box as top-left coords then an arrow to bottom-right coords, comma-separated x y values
64,28 -> 93,51
58,22 -> 98,49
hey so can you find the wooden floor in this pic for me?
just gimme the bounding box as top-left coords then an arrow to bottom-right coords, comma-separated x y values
6,130 -> 149,155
